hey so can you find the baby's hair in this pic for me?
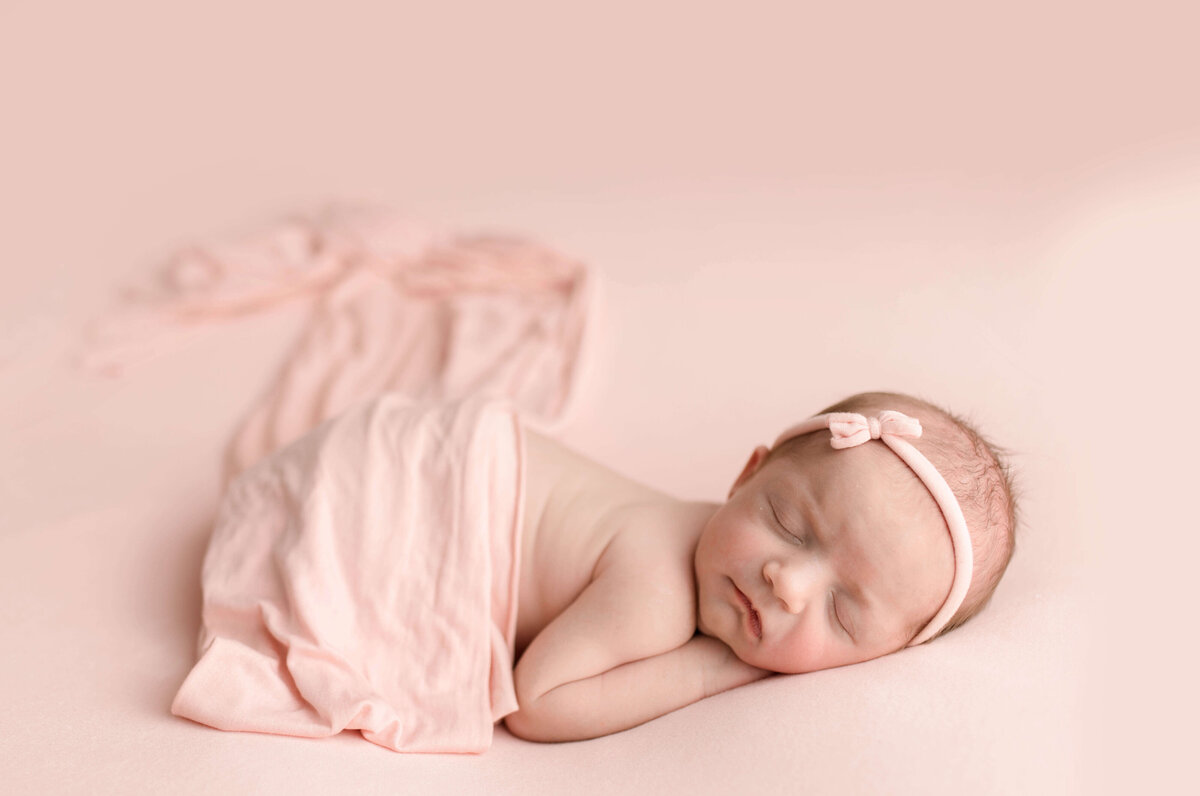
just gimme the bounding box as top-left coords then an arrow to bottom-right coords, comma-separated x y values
766,391 -> 1020,644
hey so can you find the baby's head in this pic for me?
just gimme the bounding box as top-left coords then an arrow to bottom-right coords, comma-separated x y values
693,391 -> 1018,674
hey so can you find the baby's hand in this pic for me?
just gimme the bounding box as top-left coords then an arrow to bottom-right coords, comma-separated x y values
693,634 -> 774,697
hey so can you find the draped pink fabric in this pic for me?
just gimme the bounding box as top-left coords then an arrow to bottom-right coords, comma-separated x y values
74,202 -> 595,484
171,395 -> 525,753
77,204 -> 595,752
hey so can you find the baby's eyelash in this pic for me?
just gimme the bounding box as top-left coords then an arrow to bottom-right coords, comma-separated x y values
830,591 -> 851,639
768,500 -> 804,544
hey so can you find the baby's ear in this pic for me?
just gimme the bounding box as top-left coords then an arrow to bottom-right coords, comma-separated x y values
730,445 -> 770,498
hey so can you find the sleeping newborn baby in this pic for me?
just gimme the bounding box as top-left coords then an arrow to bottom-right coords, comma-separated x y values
173,388 -> 1016,751
505,390 -> 1016,742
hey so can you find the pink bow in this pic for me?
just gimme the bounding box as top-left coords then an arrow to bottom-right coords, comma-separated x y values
827,411 -> 923,450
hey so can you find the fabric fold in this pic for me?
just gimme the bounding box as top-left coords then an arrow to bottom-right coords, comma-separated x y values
171,394 -> 525,754
96,204 -> 596,751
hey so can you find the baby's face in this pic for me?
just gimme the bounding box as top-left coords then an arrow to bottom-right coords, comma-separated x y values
694,438 -> 954,674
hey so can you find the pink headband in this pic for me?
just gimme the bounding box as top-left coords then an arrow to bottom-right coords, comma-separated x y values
771,410 -> 973,647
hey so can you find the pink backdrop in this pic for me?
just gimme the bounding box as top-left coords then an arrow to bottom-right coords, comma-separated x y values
2,2 -> 1196,793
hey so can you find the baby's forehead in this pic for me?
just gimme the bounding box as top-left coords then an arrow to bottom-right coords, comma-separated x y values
767,440 -> 941,540
770,435 -> 923,495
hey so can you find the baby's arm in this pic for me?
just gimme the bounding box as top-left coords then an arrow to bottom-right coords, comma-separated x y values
507,634 -> 771,742
504,569 -> 772,743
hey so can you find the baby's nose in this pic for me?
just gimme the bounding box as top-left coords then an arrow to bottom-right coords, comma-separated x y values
762,560 -> 808,614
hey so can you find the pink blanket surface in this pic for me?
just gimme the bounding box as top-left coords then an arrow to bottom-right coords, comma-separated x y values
171,394 -> 524,753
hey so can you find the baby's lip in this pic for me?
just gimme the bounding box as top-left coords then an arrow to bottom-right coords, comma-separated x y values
734,584 -> 763,640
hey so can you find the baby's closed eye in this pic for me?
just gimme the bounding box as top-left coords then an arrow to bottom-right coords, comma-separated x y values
768,498 -> 805,544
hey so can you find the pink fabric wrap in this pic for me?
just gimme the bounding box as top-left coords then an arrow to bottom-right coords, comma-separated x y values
171,394 -> 525,753
76,204 -> 594,752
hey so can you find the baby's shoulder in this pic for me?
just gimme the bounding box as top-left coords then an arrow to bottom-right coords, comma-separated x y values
597,500 -> 703,585
567,502 -> 701,652
594,500 -> 713,620
515,430 -> 694,650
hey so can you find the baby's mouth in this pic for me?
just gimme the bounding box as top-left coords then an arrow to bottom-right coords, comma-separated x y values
735,585 -> 763,639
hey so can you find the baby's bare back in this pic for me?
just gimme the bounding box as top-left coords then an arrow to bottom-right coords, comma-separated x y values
508,430 -> 771,741
514,429 -> 699,656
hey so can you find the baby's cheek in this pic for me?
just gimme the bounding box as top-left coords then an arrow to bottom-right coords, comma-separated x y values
703,525 -> 742,560
721,520 -> 762,552
772,625 -> 836,674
